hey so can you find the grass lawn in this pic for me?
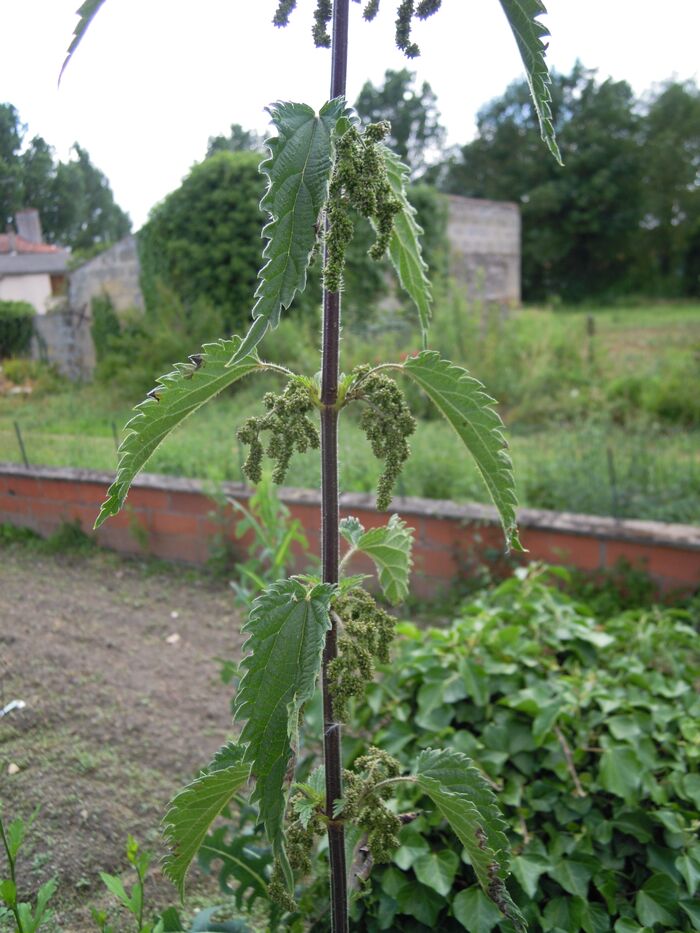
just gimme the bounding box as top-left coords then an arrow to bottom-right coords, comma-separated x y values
1,300 -> 699,523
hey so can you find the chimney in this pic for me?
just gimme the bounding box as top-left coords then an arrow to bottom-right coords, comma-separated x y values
15,208 -> 43,244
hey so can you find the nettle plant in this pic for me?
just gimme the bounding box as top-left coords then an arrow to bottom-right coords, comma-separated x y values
69,1 -> 561,929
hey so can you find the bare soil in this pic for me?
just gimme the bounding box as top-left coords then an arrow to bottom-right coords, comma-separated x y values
0,545 -> 246,931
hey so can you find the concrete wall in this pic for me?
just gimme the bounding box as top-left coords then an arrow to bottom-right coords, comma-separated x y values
447,196 -> 520,304
69,235 -> 144,316
31,308 -> 95,381
1,465 -> 697,597
0,273 -> 53,313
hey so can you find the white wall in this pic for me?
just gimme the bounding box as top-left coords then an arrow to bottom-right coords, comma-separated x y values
0,274 -> 53,313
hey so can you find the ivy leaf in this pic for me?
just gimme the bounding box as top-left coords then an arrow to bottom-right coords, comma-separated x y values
340,514 -> 414,604
599,746 -> 643,803
413,849 -> 459,897
380,146 -> 432,347
59,0 -> 107,83
402,352 -> 521,551
233,578 -> 333,877
414,748 -> 525,931
511,852 -> 550,899
94,336 -> 260,528
635,874 -> 680,927
229,99 -> 346,364
453,886 -> 503,933
498,0 -> 562,164
162,744 -> 251,898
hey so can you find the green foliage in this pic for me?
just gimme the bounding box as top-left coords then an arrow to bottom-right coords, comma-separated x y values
163,747 -> 252,898
231,99 -> 347,363
339,513 -> 414,605
354,69 -> 445,177
95,336 -> 262,528
0,806 -> 57,933
233,578 -> 333,877
414,749 -> 526,931
138,152 -> 263,335
402,351 -> 521,551
381,146 -> 433,345
90,294 -> 121,362
221,474 -> 312,600
498,0 -> 562,163
347,567 -> 700,931
94,285 -> 226,397
0,301 -> 35,359
0,104 -> 129,250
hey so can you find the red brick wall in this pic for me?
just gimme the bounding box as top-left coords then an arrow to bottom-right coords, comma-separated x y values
0,464 -> 698,595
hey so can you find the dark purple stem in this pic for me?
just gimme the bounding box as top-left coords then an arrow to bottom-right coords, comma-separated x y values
321,1 -> 350,931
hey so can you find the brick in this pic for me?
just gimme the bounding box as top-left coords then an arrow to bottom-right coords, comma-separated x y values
0,493 -> 32,516
524,530 -> 601,571
2,476 -> 43,497
414,544 -> 458,579
604,541 -> 700,586
167,490 -> 210,516
125,487 -> 172,511
38,479 -> 103,505
148,511 -> 199,537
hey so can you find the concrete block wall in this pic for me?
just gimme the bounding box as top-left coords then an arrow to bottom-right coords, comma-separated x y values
1,465 -> 698,597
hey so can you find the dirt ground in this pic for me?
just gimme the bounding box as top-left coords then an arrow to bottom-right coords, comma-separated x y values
0,545 -> 247,931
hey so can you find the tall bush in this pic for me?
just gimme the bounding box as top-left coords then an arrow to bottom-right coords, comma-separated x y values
0,300 -> 35,358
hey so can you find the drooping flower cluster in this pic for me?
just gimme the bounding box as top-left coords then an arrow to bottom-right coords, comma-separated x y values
237,378 -> 319,484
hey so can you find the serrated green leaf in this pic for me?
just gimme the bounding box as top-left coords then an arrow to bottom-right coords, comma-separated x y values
233,578 -> 333,867
453,886 -> 503,933
340,514 -> 414,604
162,743 -> 251,897
414,748 -> 525,931
95,336 -> 260,527
229,99 -> 346,364
60,0 -> 107,83
402,352 -> 521,551
380,145 -> 432,347
498,0 -> 562,164
413,849 -> 459,896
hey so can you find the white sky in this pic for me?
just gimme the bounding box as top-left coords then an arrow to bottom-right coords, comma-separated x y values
1,1 -> 699,229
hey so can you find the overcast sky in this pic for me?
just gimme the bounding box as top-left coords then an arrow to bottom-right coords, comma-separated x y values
2,1 -> 699,229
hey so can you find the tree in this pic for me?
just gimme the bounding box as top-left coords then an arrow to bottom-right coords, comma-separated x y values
638,80 -> 700,295
206,122 -> 264,158
0,103 -> 130,251
441,64 -> 644,301
138,150 -> 264,333
0,103 -> 24,228
355,68 -> 445,177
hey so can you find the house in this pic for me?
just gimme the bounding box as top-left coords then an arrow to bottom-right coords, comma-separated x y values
0,209 -> 70,313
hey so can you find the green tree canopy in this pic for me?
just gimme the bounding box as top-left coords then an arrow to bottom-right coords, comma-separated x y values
438,66 -> 700,302
206,123 -> 264,158
138,150 -> 265,333
355,69 -> 445,178
0,102 -> 130,252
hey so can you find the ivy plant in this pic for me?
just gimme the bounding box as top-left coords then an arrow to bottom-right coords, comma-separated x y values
67,2 -> 561,930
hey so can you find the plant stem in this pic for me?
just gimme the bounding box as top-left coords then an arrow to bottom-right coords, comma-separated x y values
321,1 -> 350,930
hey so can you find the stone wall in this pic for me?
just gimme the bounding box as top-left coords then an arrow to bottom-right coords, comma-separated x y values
447,195 -> 520,304
69,235 -> 144,315
32,307 -> 95,381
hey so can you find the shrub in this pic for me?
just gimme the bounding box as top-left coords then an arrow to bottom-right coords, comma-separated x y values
0,300 -> 35,358
91,294 -> 121,362
138,151 -> 266,333
341,567 -> 700,932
